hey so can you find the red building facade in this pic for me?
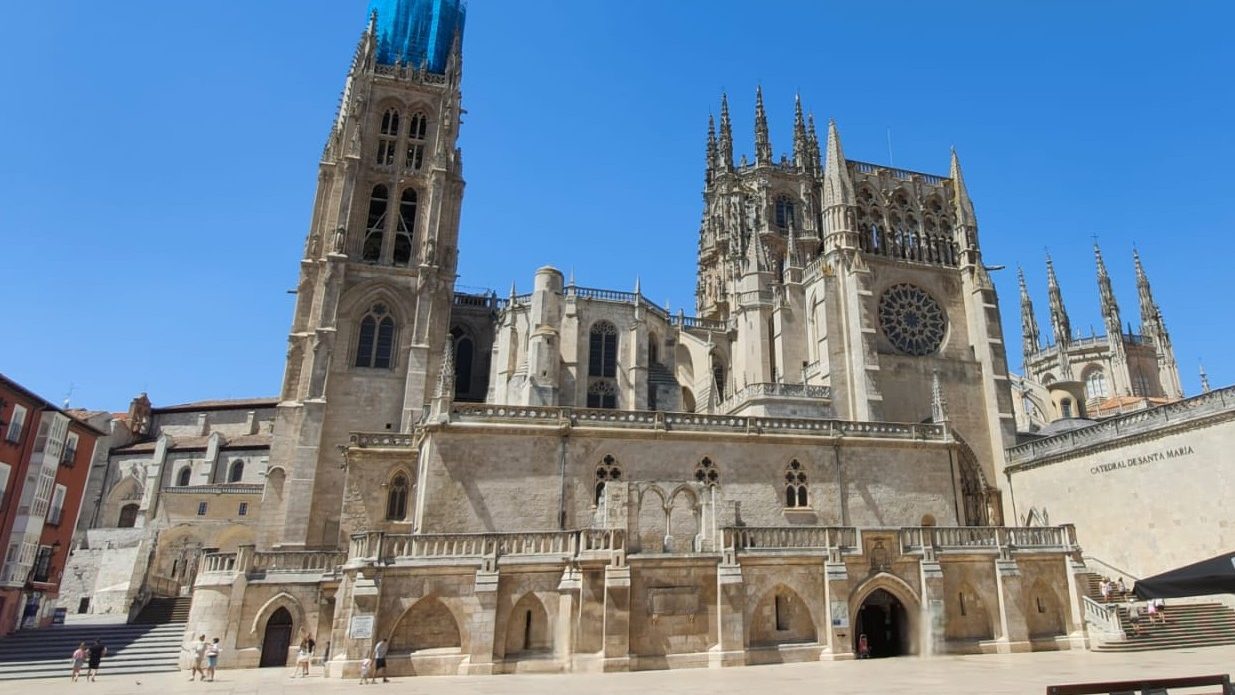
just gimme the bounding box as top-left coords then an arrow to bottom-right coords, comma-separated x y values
0,374 -> 103,634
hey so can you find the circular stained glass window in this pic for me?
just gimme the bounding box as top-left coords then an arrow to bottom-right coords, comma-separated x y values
878,284 -> 946,356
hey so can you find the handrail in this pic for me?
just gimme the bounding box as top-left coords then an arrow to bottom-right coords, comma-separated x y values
1081,555 -> 1142,582
1081,595 -> 1125,640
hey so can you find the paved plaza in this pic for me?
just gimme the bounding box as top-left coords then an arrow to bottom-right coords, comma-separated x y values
21,645 -> 1235,695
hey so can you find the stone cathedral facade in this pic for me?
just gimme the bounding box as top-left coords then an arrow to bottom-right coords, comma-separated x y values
185,0 -> 1091,674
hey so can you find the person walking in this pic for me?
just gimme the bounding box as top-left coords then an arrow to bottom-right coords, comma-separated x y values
295,633 -> 312,677
187,634 -> 207,681
205,638 -> 220,682
359,656 -> 373,685
71,642 -> 86,681
86,639 -> 107,682
373,638 -> 389,683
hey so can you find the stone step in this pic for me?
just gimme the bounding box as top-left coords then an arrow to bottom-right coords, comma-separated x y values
0,621 -> 187,682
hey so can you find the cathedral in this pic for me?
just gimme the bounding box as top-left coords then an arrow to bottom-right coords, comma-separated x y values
165,0 -> 1104,674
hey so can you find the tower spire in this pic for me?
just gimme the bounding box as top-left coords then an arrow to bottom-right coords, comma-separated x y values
754,86 -> 772,166
1045,253 -> 1072,347
949,149 -> 977,233
705,113 -> 717,185
1018,267 -> 1041,360
792,94 -> 809,172
807,113 -> 821,175
1093,241 -> 1122,334
718,92 -> 734,172
822,119 -> 855,208
1133,248 -> 1183,398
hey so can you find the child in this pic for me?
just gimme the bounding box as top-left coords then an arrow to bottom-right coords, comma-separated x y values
71,642 -> 86,682
205,638 -> 220,682
359,657 -> 373,685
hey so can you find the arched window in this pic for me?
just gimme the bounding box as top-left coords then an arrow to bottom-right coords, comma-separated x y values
405,113 -> 428,172
594,455 -> 621,505
393,189 -> 417,266
117,504 -> 139,528
376,109 -> 399,166
1060,398 -> 1073,419
386,473 -> 409,521
588,321 -> 618,378
712,361 -> 726,400
228,460 -> 244,483
586,379 -> 617,409
784,460 -> 808,508
363,184 -> 388,262
774,195 -> 795,230
355,303 -> 396,369
453,335 -> 473,397
176,467 -> 192,487
694,457 -> 719,487
1085,370 -> 1108,400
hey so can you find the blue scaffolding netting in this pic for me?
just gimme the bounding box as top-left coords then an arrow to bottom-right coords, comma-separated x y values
367,0 -> 467,73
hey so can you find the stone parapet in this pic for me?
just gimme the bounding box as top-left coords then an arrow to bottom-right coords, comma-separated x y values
1007,386 -> 1235,468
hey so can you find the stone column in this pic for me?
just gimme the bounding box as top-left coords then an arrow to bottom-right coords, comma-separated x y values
1064,555 -> 1090,650
917,548 -> 946,656
711,557 -> 746,667
555,567 -> 581,665
992,547 -> 1030,653
820,551 -> 853,660
464,569 -> 500,675
602,565 -> 631,671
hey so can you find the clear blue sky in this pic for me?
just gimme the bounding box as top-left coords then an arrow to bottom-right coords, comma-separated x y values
2,1 -> 1232,412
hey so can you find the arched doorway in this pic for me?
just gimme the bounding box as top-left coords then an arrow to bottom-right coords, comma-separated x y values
505,594 -> 551,655
260,607 -> 293,667
854,589 -> 910,658
117,504 -> 139,528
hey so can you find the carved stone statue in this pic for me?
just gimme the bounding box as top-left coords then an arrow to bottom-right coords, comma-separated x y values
332,227 -> 347,254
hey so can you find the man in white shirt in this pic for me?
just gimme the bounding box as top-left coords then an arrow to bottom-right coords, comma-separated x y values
373,639 -> 389,683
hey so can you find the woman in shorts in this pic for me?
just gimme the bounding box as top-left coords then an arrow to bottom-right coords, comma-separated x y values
205,638 -> 220,682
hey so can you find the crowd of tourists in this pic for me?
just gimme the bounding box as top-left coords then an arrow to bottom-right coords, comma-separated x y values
1096,576 -> 1169,637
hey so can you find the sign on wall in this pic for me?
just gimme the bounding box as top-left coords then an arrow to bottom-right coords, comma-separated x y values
349,614 -> 374,639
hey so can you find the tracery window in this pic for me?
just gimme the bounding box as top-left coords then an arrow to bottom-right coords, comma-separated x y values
594,455 -> 621,505
393,188 -> 417,266
377,109 -> 400,166
363,184 -> 389,262
587,321 -> 618,408
878,284 -> 947,356
774,195 -> 795,230
784,460 -> 808,508
453,334 -> 474,397
355,303 -> 396,369
1085,370 -> 1108,400
228,460 -> 244,483
586,380 -> 616,409
386,473 -> 409,521
694,457 -> 719,487
404,113 -> 428,172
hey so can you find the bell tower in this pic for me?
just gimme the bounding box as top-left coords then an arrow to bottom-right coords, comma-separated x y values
263,0 -> 467,550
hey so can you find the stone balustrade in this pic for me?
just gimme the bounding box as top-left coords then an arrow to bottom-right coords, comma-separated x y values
899,525 -> 1078,554
200,552 -> 238,574
1007,386 -> 1235,467
347,529 -> 626,564
723,526 -> 857,552
251,550 -> 344,573
1083,594 -> 1126,640
716,382 -> 832,414
399,405 -> 949,443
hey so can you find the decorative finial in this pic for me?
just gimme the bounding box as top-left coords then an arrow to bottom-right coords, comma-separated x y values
1200,363 -> 1211,393
931,370 -> 949,424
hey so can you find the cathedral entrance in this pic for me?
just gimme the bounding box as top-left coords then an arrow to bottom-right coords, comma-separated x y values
260,607 -> 293,667
854,589 -> 910,658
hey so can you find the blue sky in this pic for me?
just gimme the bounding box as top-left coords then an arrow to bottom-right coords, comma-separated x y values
1,1 -> 1232,412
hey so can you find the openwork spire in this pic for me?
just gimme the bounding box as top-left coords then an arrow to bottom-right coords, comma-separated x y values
1045,253 -> 1072,347
807,113 -> 821,174
718,92 -> 734,171
1018,266 -> 1041,360
949,149 -> 977,230
754,86 -> 772,165
1093,241 -> 1121,333
705,114 -> 718,184
792,94 -> 809,171
1133,248 -> 1166,340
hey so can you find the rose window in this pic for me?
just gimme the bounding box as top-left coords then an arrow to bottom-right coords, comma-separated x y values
878,284 -> 946,356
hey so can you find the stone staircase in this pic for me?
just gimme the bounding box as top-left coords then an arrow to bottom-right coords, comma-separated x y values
1081,572 -> 1235,652
134,597 -> 192,624
0,620 -> 185,680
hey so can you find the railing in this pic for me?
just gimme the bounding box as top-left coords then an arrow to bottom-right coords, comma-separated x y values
670,313 -> 728,332
200,552 -> 237,574
161,483 -> 263,495
373,63 -> 448,85
1007,385 -> 1235,467
147,573 -> 181,598
350,530 -> 625,563
850,160 -> 948,186
1082,594 -> 1126,640
350,432 -> 416,448
723,526 -> 856,552
716,382 -> 832,413
900,525 -> 1078,554
251,550 -> 344,573
427,405 -> 947,443
452,292 -> 500,309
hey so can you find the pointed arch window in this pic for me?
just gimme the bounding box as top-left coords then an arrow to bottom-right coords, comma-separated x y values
588,321 -> 618,378
363,184 -> 388,262
377,109 -> 400,166
774,195 -> 795,230
176,466 -> 192,487
1085,369 -> 1108,400
695,457 -> 719,487
386,473 -> 409,521
228,460 -> 244,483
355,303 -> 396,369
784,460 -> 808,508
594,455 -> 621,505
712,360 -> 726,401
393,189 -> 417,266
118,503 -> 139,528
453,335 -> 474,397
405,113 -> 428,172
